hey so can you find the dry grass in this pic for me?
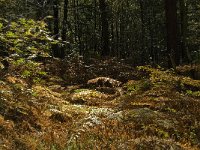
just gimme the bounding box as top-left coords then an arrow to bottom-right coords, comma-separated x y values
0,59 -> 200,149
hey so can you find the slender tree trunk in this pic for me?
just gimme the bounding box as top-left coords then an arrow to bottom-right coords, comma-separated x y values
73,0 -> 77,43
119,10 -> 125,58
94,0 -> 98,52
99,0 -> 110,56
165,0 -> 179,68
179,0 -> 191,63
139,0 -> 146,64
72,0 -> 83,54
76,0 -> 83,54
52,0 -> 60,58
148,12 -> 154,64
35,0 -> 43,19
116,17 -> 119,57
111,20 -> 114,56
58,0 -> 69,58
61,0 -> 69,41
53,0 -> 59,40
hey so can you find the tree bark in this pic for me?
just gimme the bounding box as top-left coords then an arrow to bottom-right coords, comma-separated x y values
139,0 -> 146,64
99,0 -> 110,57
61,0 -> 69,41
52,0 -> 60,58
179,0 -> 191,63
165,0 -> 179,68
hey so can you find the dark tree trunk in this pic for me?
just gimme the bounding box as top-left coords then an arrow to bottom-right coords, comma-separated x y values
99,0 -> 110,57
139,0 -> 146,64
111,20 -> 114,56
35,0 -> 43,20
52,0 -> 65,58
94,0 -> 98,52
179,0 -> 191,64
52,0 -> 60,57
165,0 -> 179,68
61,0 -> 69,41
119,10 -> 125,58
59,0 -> 69,58
115,15 -> 120,57
53,0 -> 59,40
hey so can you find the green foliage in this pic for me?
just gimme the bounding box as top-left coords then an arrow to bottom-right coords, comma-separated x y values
21,70 -> 31,78
0,18 -> 54,56
13,58 -> 25,65
125,79 -> 151,93
33,77 -> 45,84
0,23 -> 3,29
137,66 -> 177,85
164,107 -> 177,113
74,89 -> 89,93
137,65 -> 200,97
11,58 -> 48,85
37,71 -> 47,76
186,90 -> 200,97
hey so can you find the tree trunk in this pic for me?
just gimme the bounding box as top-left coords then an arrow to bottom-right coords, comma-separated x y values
61,0 -> 69,41
179,0 -> 191,63
139,0 -> 146,64
52,0 -> 60,58
165,0 -> 179,68
99,0 -> 110,57
94,0 -> 98,52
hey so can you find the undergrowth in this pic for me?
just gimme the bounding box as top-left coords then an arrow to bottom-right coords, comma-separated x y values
1,57 -> 200,149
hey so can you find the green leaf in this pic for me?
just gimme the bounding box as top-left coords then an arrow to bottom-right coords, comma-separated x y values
0,23 -> 3,30
22,70 -> 31,78
6,31 -> 16,38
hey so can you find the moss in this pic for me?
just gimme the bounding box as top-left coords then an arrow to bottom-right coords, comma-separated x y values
125,79 -> 151,93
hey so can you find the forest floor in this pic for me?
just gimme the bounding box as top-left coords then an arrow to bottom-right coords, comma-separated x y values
0,56 -> 200,150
